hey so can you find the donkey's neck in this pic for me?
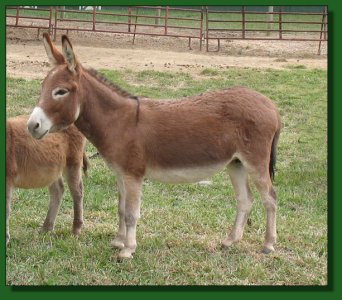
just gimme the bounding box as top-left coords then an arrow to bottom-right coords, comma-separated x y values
74,71 -> 137,154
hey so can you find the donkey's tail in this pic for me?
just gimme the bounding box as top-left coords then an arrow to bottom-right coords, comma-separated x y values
82,152 -> 90,177
269,126 -> 281,182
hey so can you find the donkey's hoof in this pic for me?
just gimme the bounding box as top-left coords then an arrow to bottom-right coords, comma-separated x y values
110,238 -> 125,249
262,246 -> 275,254
73,221 -> 83,235
40,225 -> 54,232
72,227 -> 82,236
221,239 -> 235,249
118,248 -> 134,260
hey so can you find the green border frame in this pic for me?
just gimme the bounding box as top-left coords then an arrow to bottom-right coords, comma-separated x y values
2,0 -> 338,298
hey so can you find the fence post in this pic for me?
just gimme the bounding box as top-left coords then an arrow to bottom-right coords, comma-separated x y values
48,6 -> 53,36
199,6 -> 204,51
242,5 -> 246,39
278,6 -> 282,39
132,7 -> 139,44
15,6 -> 19,26
318,6 -> 327,55
323,6 -> 327,41
267,6 -> 273,36
92,6 -> 96,31
128,7 -> 132,32
205,6 -> 209,51
54,6 -> 58,41
165,6 -> 169,35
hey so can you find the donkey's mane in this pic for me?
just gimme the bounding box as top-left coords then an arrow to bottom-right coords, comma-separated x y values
86,68 -> 137,100
86,68 -> 140,123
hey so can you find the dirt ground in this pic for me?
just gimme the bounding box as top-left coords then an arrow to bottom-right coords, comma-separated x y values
6,27 -> 327,80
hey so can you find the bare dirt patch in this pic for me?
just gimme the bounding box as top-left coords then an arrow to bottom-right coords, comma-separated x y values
6,27 -> 327,80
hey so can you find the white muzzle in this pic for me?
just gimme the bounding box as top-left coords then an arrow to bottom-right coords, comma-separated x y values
27,107 -> 53,139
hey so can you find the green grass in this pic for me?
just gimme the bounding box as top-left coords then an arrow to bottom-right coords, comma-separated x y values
6,66 -> 327,285
285,64 -> 307,69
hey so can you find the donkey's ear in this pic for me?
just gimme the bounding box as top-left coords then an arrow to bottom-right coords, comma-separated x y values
61,35 -> 79,73
42,32 -> 65,66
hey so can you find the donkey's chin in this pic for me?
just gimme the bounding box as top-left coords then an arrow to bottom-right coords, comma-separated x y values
50,123 -> 69,133
29,129 -> 49,140
36,130 -> 49,140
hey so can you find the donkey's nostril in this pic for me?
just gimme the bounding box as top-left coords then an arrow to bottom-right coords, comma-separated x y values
34,122 -> 40,130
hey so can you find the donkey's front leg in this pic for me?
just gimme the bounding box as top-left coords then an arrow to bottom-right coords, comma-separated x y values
111,176 -> 126,249
118,175 -> 143,259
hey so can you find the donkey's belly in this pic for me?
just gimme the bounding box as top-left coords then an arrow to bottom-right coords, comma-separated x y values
145,162 -> 228,184
14,167 -> 62,189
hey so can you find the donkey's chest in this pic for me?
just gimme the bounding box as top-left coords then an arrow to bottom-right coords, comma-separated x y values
145,162 -> 228,184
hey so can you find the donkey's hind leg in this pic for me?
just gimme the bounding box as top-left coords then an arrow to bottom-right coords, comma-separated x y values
6,181 -> 13,245
117,175 -> 143,259
251,167 -> 277,254
65,166 -> 84,235
222,161 -> 254,248
42,177 -> 64,232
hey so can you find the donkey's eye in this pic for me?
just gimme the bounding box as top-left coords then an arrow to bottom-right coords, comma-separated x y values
52,88 -> 69,99
56,89 -> 68,96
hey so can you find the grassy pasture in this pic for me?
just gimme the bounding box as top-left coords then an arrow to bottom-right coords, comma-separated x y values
6,66 -> 327,285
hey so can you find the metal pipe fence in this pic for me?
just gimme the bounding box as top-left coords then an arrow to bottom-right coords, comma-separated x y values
6,6 -> 328,54
6,6 -> 53,38
205,6 -> 328,54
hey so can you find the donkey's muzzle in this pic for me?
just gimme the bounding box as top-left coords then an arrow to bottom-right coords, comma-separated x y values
27,107 -> 53,139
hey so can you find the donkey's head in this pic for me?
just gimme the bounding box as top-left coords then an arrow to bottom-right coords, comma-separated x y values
28,33 -> 82,139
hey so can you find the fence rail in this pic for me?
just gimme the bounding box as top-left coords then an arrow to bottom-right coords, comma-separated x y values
6,6 -> 328,54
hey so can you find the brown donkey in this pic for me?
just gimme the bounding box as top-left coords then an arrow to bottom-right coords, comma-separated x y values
27,34 -> 281,259
6,115 -> 87,245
